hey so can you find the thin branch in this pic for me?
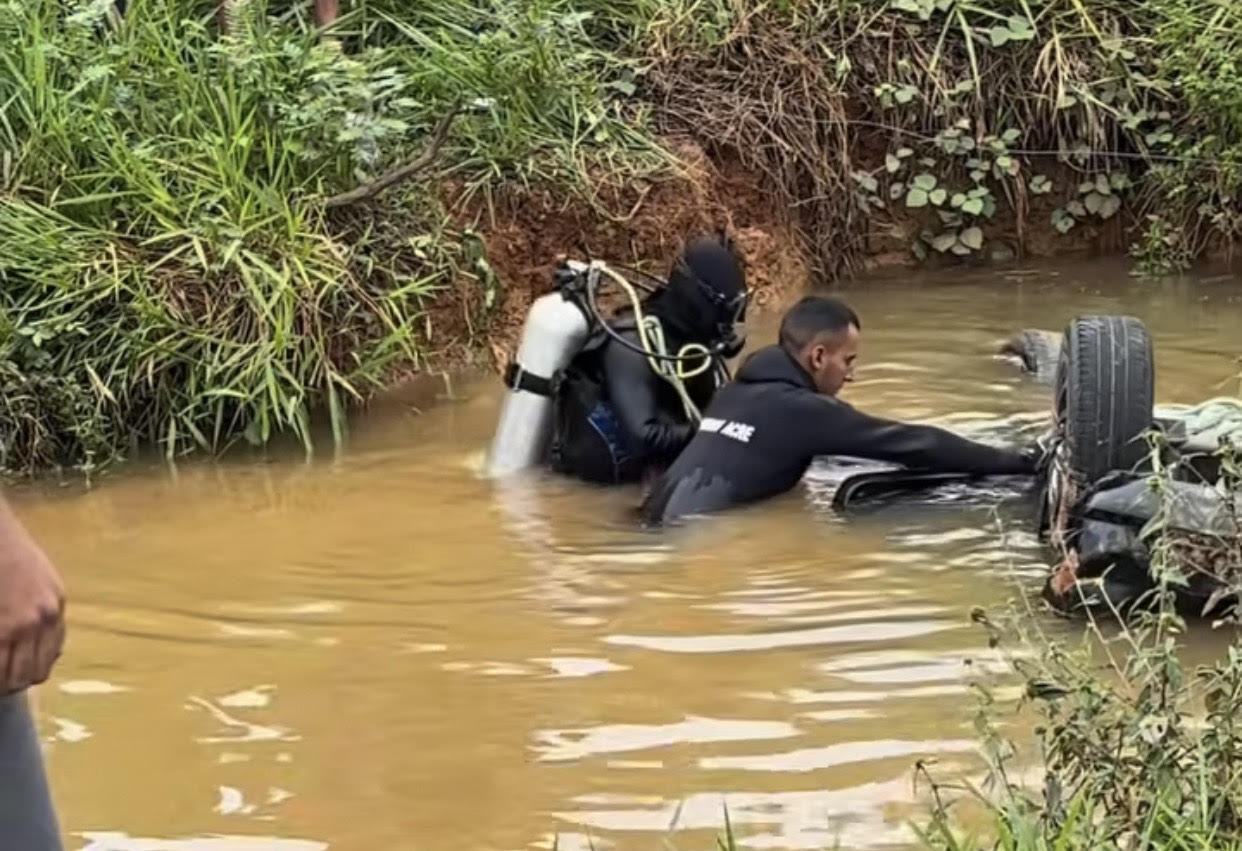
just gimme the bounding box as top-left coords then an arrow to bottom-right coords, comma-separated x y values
323,104 -> 462,209
593,184 -> 652,224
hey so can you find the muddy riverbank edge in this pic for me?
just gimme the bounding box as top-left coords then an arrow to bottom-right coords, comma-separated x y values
417,141 -> 1132,381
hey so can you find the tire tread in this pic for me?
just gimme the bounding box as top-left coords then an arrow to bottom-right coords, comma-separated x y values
1056,314 -> 1154,482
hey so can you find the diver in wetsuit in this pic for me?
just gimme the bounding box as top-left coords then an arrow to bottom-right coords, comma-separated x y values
641,295 -> 1037,524
548,236 -> 749,485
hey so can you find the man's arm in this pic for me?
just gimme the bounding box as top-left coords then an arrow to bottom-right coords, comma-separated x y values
808,398 -> 1035,475
0,498 -> 65,695
601,340 -> 693,464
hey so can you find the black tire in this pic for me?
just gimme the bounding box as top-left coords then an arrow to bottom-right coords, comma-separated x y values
998,329 -> 1062,377
1054,315 -> 1155,483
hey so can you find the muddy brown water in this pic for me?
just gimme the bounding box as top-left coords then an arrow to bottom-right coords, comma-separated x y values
16,260 -> 1242,851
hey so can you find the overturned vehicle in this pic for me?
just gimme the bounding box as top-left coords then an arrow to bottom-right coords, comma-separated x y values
833,316 -> 1242,616
1006,317 -> 1242,616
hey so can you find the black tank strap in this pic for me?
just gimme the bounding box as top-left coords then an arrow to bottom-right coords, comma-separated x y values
504,362 -> 562,397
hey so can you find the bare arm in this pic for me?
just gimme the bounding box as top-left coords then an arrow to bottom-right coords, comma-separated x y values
0,498 -> 65,695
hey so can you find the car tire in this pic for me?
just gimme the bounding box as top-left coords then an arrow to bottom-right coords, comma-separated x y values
1054,315 -> 1155,483
998,329 -> 1062,378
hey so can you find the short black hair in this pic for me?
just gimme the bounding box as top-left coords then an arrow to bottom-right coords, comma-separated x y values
778,295 -> 861,351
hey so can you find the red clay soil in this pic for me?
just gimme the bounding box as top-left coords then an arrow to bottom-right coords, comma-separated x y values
424,138 -> 809,373
419,137 -> 1128,376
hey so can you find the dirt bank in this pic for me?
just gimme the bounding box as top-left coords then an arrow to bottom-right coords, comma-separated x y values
422,139 -> 1138,379
424,139 -> 809,373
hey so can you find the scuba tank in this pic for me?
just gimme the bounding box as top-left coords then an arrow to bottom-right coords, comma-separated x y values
485,264 -> 592,477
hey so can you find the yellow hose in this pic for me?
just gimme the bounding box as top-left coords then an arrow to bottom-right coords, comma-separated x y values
595,262 -> 722,423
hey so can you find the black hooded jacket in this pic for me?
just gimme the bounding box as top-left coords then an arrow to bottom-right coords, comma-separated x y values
641,345 -> 1035,523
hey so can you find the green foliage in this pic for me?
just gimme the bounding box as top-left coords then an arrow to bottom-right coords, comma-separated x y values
919,440 -> 1242,850
624,0 -> 1242,273
7,0 -> 1242,473
0,0 -> 664,474
0,0 -> 442,472
345,0 -> 668,197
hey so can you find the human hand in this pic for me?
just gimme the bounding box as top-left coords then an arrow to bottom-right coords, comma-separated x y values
0,503 -> 65,695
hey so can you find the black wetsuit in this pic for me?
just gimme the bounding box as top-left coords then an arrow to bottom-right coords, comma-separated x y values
547,236 -> 747,485
641,345 -> 1035,523
548,320 -> 726,484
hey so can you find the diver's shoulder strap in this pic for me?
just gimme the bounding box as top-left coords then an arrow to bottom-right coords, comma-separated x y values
504,362 -> 563,398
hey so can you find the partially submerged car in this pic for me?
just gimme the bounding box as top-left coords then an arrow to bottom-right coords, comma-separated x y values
835,316 -> 1242,617
1030,316 -> 1242,616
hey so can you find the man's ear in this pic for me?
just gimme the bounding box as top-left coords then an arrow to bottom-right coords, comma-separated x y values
806,343 -> 824,371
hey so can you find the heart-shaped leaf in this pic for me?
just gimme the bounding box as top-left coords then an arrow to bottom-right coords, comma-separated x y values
930,188 -> 948,206
962,197 -> 985,216
951,193 -> 967,209
1068,200 -> 1088,218
913,173 -> 938,191
1084,192 -> 1104,215
853,171 -> 879,192
906,187 -> 930,208
932,232 -> 958,253
1100,194 -> 1122,219
886,154 -> 902,173
1007,15 -> 1034,38
960,226 -> 984,250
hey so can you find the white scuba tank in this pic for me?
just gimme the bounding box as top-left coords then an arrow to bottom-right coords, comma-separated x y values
485,289 -> 591,477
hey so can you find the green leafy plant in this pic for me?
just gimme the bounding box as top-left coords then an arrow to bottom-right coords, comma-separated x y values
919,440 -> 1242,850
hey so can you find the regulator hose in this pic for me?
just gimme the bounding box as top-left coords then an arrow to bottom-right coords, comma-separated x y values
580,261 -> 730,423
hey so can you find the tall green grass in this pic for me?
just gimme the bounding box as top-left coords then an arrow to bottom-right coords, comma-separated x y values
0,0 -> 433,471
5,0 -> 1242,473
0,0 -> 664,474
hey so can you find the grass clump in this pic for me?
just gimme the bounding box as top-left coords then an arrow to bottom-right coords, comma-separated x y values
917,440 -> 1242,850
0,0 -> 437,472
622,0 -> 1242,278
0,0 -> 663,474
918,604 -> 1242,850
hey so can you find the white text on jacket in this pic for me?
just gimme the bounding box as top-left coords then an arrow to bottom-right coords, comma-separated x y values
700,417 -> 755,443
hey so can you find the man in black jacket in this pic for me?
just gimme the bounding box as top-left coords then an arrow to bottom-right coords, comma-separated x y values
641,295 -> 1036,524
549,236 -> 749,485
